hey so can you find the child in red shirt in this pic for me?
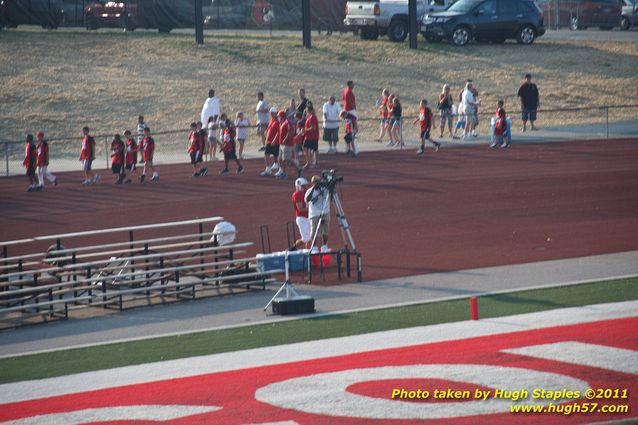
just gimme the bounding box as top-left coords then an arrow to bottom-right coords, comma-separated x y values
110,134 -> 126,184
220,119 -> 244,175
414,99 -> 441,155
139,127 -> 158,182
188,122 -> 206,177
35,131 -> 57,189
123,130 -> 138,184
302,103 -> 320,169
80,126 -> 100,185
491,100 -> 510,148
260,108 -> 280,177
339,110 -> 359,157
23,134 -> 39,192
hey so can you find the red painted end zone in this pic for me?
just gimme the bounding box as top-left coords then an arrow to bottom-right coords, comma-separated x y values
2,317 -> 636,424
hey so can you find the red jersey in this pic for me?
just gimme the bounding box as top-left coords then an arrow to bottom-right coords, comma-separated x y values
80,135 -> 95,161
265,119 -> 279,145
343,87 -> 356,111
292,190 -> 308,218
187,130 -> 199,154
222,128 -> 236,153
293,121 -> 304,146
419,106 -> 433,132
197,130 -> 207,151
23,142 -> 37,168
344,113 -> 356,135
125,138 -> 137,165
36,140 -> 49,167
142,136 -> 154,161
304,112 -> 319,141
380,96 -> 389,118
110,138 -> 125,165
279,119 -> 294,147
494,108 -> 507,136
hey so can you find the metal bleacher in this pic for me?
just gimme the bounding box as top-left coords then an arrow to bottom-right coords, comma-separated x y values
0,217 -> 283,328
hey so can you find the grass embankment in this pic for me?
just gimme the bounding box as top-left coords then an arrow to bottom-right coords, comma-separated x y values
0,27 -> 637,152
0,277 -> 636,384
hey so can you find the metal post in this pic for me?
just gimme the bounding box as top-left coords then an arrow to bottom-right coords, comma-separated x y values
194,0 -> 204,46
409,0 -> 418,49
4,142 -> 9,177
302,0 -> 311,48
605,106 -> 609,139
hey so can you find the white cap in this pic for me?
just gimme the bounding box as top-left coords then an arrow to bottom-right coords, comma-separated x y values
269,107 -> 278,114
295,177 -> 308,190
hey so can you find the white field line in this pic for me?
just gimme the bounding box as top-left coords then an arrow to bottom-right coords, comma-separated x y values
0,300 -> 636,405
2,272 -> 636,360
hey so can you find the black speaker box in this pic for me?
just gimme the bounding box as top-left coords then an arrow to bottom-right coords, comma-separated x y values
272,296 -> 315,315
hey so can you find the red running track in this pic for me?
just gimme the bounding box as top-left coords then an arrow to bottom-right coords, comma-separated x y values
1,139 -> 637,283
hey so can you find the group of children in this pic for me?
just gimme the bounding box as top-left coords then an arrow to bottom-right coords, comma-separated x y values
377,89 -> 441,155
106,116 -> 158,185
188,115 -> 244,177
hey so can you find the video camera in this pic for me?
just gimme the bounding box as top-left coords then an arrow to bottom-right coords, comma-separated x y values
317,169 -> 344,193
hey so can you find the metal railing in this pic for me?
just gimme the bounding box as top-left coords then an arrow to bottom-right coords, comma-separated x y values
1,104 -> 636,177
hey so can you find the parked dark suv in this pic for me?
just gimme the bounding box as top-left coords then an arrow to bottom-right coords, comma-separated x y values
421,0 -> 546,45
0,0 -> 64,29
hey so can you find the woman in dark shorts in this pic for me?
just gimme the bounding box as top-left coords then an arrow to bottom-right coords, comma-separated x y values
391,96 -> 404,147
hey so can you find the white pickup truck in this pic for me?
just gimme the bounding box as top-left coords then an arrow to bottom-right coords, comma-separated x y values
344,0 -> 454,42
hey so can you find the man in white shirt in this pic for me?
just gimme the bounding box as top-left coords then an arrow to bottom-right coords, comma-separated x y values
305,175 -> 331,251
201,89 -> 221,127
255,91 -> 270,152
322,96 -> 341,154
461,82 -> 479,140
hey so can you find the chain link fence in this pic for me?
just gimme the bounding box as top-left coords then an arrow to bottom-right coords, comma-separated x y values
1,104 -> 636,177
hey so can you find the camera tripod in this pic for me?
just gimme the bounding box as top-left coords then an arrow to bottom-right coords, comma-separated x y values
307,187 -> 361,282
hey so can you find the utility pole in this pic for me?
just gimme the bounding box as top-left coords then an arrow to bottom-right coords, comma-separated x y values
409,0 -> 418,49
302,0 -> 311,48
195,0 -> 204,46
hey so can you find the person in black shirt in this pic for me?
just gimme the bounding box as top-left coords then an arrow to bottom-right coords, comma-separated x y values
296,88 -> 309,124
517,73 -> 540,132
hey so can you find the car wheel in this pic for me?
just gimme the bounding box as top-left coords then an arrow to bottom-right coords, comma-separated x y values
450,26 -> 471,46
517,25 -> 536,44
620,16 -> 630,30
388,19 -> 408,42
570,16 -> 581,30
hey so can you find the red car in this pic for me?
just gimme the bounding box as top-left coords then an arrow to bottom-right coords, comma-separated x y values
84,1 -> 137,30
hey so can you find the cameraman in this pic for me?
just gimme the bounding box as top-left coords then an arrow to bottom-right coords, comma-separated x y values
305,175 -> 331,251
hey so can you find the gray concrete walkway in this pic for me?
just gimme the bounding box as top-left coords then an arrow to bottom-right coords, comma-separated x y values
1,250 -> 636,358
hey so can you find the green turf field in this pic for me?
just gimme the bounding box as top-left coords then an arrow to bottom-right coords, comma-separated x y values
0,277 -> 636,384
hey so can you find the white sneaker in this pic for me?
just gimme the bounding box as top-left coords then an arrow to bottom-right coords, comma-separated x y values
489,143 -> 497,148
269,163 -> 280,172
463,134 -> 471,140
274,170 -> 284,177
